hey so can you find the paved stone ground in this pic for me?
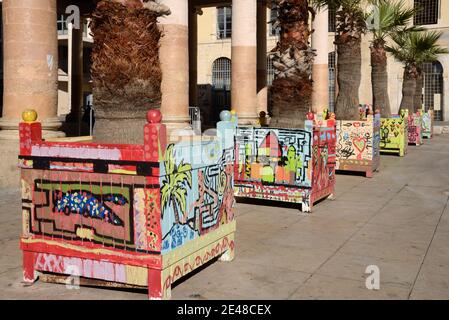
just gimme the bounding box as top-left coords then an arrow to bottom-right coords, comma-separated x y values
1,135 -> 449,300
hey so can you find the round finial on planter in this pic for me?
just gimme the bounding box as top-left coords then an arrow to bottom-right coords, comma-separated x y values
22,109 -> 38,123
220,110 -> 232,122
306,112 -> 315,121
147,109 -> 162,124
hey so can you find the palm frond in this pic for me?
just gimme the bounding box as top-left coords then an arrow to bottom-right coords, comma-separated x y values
164,144 -> 175,175
160,183 -> 171,209
386,29 -> 449,66
367,0 -> 416,43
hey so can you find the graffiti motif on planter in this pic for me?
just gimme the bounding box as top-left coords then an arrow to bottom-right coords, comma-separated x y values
235,127 -> 312,187
312,128 -> 336,191
380,118 -> 406,147
234,124 -> 336,212
134,188 -> 161,251
26,178 -> 153,251
53,191 -> 126,226
380,112 -> 408,156
160,143 -> 234,252
337,121 -> 375,161
422,111 -> 433,138
408,115 -> 422,144
422,114 -> 431,133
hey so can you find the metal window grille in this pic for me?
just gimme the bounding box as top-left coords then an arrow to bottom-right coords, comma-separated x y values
217,6 -> 232,39
269,8 -> 280,37
189,107 -> 202,135
212,58 -> 231,90
328,5 -> 337,32
56,15 -> 90,37
329,52 -> 337,112
414,0 -> 439,25
423,61 -> 444,121
267,55 -> 275,86
57,15 -> 68,35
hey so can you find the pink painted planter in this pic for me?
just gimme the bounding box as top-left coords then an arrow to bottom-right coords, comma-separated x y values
408,112 -> 424,146
18,110 -> 236,300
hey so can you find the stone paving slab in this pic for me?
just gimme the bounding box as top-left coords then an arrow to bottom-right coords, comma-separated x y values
0,135 -> 448,300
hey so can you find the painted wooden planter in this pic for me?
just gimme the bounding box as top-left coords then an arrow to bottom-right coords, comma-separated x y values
408,111 -> 424,146
380,111 -> 409,157
18,110 -> 236,300
336,113 -> 381,178
422,110 -> 434,139
234,116 -> 336,213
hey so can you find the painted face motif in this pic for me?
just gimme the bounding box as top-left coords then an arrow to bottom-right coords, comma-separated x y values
287,146 -> 296,162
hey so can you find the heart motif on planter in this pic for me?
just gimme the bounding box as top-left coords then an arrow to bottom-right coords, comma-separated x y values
353,137 -> 367,154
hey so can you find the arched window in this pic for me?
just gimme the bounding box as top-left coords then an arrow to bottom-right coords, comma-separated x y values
423,61 -> 444,120
212,57 -> 231,90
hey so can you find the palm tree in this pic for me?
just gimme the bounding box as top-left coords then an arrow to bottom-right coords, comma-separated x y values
334,0 -> 369,120
269,0 -> 316,128
367,0 -> 416,117
314,0 -> 368,120
386,30 -> 448,113
90,0 -> 170,143
160,145 -> 192,225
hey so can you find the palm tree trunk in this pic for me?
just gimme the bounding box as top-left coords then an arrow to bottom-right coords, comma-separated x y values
269,0 -> 314,128
172,196 -> 180,224
400,66 -> 418,113
90,0 -> 164,143
335,35 -> 361,120
371,42 -> 391,117
413,71 -> 423,112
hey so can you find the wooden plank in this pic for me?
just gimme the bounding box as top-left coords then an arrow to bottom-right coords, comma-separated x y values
39,272 -> 146,290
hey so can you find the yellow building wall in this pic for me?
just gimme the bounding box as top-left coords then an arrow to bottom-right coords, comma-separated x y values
197,1 -> 449,120
385,0 -> 449,118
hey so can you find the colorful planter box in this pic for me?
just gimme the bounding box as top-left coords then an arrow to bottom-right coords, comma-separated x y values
336,113 -> 381,178
234,117 -> 336,213
422,110 -> 434,139
380,111 -> 408,157
408,112 -> 424,146
18,110 -> 236,300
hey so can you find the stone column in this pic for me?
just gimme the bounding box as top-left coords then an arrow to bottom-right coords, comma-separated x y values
257,1 -> 267,114
311,7 -> 329,113
188,4 -> 199,108
158,0 -> 190,132
0,0 -> 64,139
232,0 -> 258,124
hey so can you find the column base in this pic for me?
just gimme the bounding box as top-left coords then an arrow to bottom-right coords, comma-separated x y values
162,115 -> 196,141
237,113 -> 259,126
0,117 -> 65,140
